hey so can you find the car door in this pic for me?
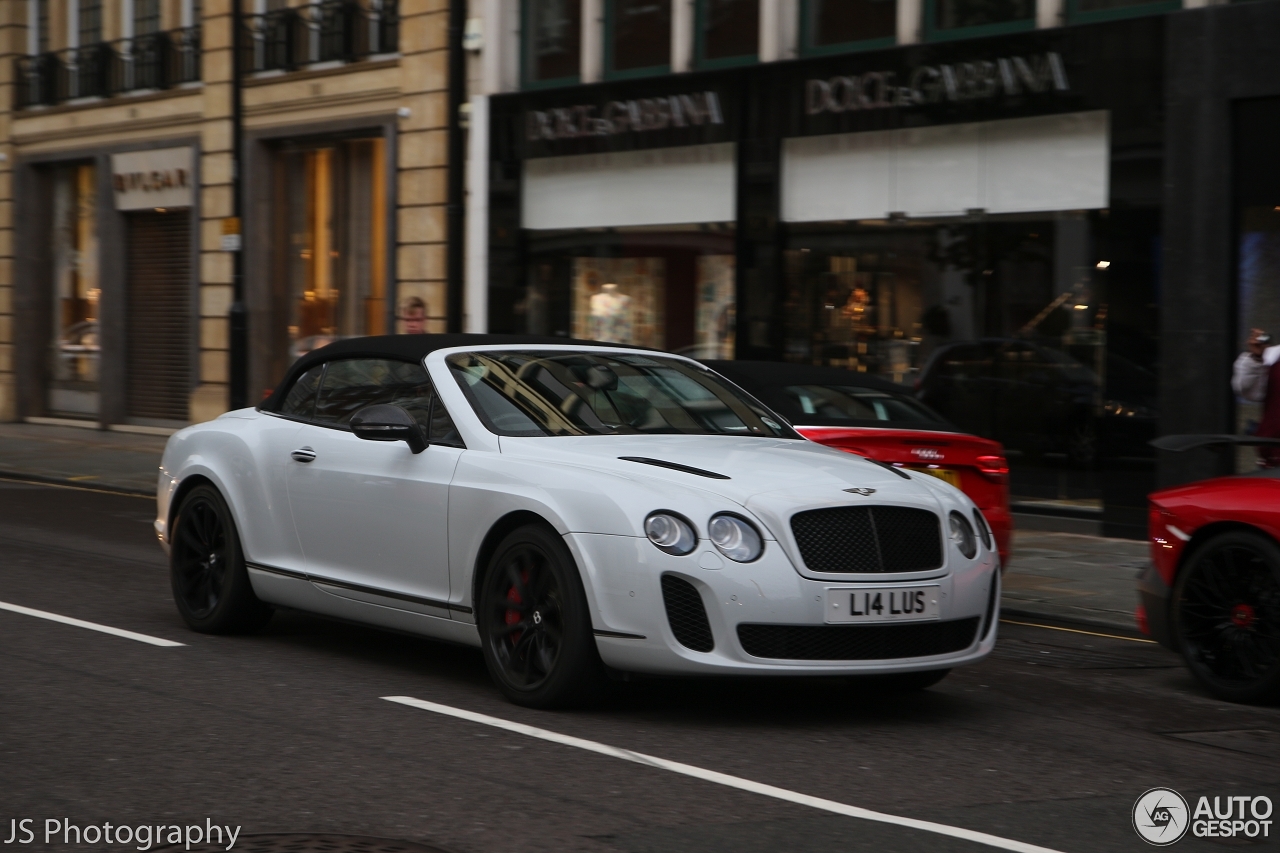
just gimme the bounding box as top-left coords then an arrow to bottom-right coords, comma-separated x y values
286,357 -> 463,611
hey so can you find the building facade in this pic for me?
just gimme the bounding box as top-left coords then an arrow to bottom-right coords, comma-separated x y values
0,0 -> 454,429
466,0 -> 1280,537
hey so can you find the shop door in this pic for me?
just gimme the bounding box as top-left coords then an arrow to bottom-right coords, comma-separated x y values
126,210 -> 192,421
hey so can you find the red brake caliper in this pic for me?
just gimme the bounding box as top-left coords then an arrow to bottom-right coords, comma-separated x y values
505,570 -> 530,645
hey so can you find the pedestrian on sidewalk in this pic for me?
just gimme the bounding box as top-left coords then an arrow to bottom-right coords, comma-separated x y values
1232,327 -> 1280,466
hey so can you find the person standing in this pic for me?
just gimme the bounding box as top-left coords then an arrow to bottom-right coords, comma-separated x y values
1233,328 -> 1280,466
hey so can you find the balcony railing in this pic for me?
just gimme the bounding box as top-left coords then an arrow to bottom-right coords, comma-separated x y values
244,0 -> 398,74
15,27 -> 201,109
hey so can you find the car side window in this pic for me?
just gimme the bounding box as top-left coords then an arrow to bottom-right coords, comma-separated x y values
314,358 -> 435,426
279,365 -> 324,420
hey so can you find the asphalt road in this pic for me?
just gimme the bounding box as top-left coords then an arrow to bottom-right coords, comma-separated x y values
1,478 -> 1277,853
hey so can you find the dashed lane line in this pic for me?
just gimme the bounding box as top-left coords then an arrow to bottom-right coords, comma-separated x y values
382,695 -> 1069,853
0,600 -> 185,647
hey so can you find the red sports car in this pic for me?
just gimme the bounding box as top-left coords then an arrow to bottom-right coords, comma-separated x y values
1141,435 -> 1280,703
705,361 -> 1011,566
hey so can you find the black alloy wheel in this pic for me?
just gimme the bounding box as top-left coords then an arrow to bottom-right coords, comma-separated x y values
170,484 -> 273,634
1173,530 -> 1280,704
478,524 -> 602,708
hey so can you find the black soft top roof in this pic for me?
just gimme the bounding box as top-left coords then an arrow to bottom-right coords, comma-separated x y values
260,333 -> 641,412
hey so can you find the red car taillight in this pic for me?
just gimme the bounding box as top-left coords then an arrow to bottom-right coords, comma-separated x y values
975,455 -> 1009,483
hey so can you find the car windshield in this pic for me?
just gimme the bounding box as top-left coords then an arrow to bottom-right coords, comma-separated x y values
782,384 -> 951,428
448,351 -> 796,438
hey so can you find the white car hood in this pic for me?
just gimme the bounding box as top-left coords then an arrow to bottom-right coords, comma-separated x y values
497,434 -> 941,507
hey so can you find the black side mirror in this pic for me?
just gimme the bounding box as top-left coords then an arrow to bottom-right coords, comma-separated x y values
350,404 -> 427,454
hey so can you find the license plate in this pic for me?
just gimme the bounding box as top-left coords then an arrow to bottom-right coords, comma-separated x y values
825,585 -> 941,624
911,467 -> 961,488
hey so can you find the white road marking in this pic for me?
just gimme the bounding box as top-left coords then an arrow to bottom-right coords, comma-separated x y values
0,601 -> 185,647
382,696 -> 1067,853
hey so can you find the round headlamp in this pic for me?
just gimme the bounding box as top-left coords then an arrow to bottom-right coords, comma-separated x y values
645,512 -> 696,556
708,514 -> 763,563
949,511 -> 977,560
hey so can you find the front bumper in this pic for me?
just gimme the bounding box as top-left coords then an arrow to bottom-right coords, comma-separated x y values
566,532 -> 1000,676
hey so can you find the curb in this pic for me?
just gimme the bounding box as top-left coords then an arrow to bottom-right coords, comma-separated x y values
999,606 -> 1149,641
0,470 -> 154,499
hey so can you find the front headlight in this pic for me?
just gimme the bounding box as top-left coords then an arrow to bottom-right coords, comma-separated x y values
645,512 -> 697,556
949,511 -> 977,560
708,513 -> 763,562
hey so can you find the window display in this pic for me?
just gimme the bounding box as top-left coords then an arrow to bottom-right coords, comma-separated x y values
572,259 -> 665,348
270,136 -> 388,376
49,164 -> 100,418
785,210 -> 1160,508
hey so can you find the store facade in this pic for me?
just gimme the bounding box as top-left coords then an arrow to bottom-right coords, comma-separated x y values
487,16 -> 1168,536
14,142 -> 200,428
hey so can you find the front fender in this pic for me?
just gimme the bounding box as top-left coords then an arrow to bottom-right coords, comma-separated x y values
158,414 -> 299,569
446,451 -> 774,616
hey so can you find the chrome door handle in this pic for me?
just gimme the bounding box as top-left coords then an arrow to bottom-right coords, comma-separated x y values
291,447 -> 317,463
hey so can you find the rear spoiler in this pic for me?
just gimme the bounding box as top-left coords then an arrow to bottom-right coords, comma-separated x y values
1150,434 -> 1280,452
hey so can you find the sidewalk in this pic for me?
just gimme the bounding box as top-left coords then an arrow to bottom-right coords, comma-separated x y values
0,422 -> 1146,635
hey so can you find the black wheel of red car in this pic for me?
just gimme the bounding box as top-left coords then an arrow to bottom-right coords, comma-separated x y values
171,484 -> 273,634
477,524 -> 603,709
1173,530 -> 1280,704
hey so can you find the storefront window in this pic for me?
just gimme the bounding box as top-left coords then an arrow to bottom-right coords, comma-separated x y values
697,0 -> 758,67
270,136 -> 388,375
49,163 -> 100,418
802,0 -> 896,54
927,0 -> 1034,38
79,0 -> 102,44
784,210 -> 1160,511
607,0 -> 672,78
519,226 -> 736,358
523,0 -> 581,87
1067,0 -> 1177,23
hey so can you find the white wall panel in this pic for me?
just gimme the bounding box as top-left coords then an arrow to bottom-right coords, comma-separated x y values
523,143 -> 736,230
780,132 -> 893,222
895,122 -> 983,217
984,112 -> 1109,214
782,110 -> 1109,223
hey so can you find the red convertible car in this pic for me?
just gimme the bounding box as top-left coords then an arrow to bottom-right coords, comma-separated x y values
1141,435 -> 1280,703
706,361 -> 1011,566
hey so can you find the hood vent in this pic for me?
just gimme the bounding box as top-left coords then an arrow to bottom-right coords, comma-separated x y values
618,456 -> 731,480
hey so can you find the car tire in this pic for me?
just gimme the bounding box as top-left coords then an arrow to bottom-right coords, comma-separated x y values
477,524 -> 603,709
863,668 -> 952,693
170,484 -> 273,634
1172,530 -> 1280,704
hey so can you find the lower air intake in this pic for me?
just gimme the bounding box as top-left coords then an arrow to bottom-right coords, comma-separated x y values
660,574 -> 715,652
737,617 -> 980,661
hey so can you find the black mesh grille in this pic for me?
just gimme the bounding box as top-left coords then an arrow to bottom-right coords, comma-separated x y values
737,617 -> 980,661
791,506 -> 943,573
661,574 -> 714,652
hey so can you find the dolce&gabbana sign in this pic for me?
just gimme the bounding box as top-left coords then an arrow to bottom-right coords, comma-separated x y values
806,52 -> 1069,115
526,90 -> 724,141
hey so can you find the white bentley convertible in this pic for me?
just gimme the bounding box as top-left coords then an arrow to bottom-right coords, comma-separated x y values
156,335 -> 1000,707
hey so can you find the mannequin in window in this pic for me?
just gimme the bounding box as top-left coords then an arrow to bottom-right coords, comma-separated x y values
590,282 -> 633,344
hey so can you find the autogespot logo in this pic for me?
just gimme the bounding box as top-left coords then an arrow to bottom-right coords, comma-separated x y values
1133,788 -> 1190,846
